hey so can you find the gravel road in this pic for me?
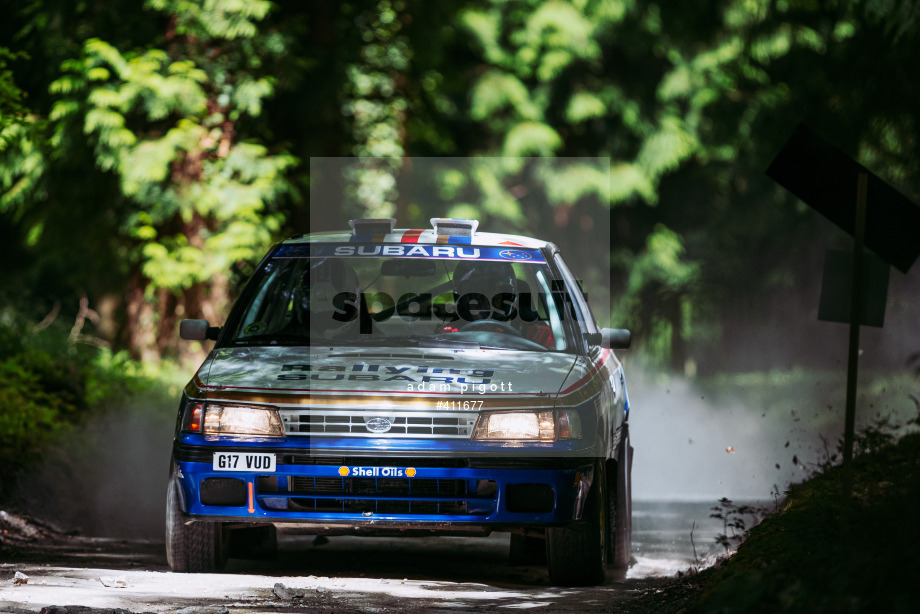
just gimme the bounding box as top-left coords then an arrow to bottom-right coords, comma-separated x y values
1,501 -> 732,613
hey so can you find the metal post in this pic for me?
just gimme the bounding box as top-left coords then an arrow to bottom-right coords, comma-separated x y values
842,171 -> 868,498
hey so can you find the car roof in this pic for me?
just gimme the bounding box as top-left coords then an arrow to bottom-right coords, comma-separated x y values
285,228 -> 549,250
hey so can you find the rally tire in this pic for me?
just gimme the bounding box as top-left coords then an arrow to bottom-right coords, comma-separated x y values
545,460 -> 608,586
608,424 -> 634,568
165,476 -> 227,573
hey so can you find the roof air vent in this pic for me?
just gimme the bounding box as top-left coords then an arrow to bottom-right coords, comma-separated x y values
349,218 -> 397,236
431,218 -> 479,237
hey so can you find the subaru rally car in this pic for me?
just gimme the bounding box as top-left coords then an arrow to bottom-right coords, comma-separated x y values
168,218 -> 633,585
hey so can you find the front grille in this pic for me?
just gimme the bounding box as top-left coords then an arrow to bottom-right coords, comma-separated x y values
257,475 -> 497,517
287,498 -> 475,515
289,476 -> 467,497
280,410 -> 477,438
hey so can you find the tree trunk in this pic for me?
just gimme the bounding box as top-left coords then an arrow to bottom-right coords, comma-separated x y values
156,287 -> 178,358
125,272 -> 159,364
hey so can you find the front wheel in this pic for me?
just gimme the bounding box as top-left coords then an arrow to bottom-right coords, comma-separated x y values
165,474 -> 227,572
609,424 -> 634,568
545,460 -> 608,586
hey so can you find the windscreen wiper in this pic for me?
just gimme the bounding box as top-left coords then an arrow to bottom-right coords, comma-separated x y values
418,337 -> 482,349
232,333 -> 309,346
345,336 -> 424,347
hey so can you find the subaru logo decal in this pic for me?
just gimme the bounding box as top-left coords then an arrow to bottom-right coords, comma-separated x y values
366,417 -> 392,433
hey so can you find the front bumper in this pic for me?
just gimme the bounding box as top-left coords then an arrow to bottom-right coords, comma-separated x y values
173,438 -> 597,529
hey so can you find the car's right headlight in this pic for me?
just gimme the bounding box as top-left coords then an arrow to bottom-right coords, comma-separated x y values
182,402 -> 284,437
471,410 -> 582,441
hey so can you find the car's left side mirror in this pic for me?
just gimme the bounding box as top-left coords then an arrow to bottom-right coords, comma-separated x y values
586,328 -> 631,349
180,319 -> 222,341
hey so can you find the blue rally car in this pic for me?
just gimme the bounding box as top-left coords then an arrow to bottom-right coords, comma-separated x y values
168,218 -> 633,585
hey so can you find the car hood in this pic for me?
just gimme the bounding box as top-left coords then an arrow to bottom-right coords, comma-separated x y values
190,346 -> 585,403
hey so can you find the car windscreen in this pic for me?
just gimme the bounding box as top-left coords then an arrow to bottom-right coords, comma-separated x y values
223,245 -> 577,352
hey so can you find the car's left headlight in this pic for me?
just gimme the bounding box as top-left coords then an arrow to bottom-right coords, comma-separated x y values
471,410 -> 582,441
183,402 -> 284,437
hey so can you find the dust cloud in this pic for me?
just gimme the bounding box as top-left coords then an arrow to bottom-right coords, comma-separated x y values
9,398 -> 176,539
627,258 -> 920,503
627,366 -> 919,502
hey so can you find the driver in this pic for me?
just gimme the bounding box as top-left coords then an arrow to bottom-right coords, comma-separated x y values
454,260 -> 517,320
294,258 -> 360,339
442,261 -> 554,349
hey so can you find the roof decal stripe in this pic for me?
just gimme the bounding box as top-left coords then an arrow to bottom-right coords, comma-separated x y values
294,230 -> 546,249
400,229 -> 424,243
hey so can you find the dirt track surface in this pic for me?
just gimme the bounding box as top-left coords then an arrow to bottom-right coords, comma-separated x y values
1,504 -> 716,613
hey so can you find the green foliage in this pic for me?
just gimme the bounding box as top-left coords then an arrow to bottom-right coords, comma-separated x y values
627,225 -> 700,291
1,0 -> 303,361
340,0 -> 411,219
470,70 -> 540,123
709,497 -> 765,553
0,46 -> 49,216
49,2 -> 295,293
0,311 -> 84,491
502,121 -> 562,157
3,0 -> 920,371
148,0 -> 274,40
614,224 -> 701,366
0,48 -> 28,131
457,0 -> 765,362
0,360 -> 66,473
0,117 -> 49,214
460,0 -> 718,205
0,299 -> 191,498
85,346 -> 188,406
565,91 -> 606,123
455,0 -> 920,368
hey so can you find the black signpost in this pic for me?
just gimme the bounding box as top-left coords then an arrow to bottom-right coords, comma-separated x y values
767,124 -> 920,498
767,124 -> 920,274
817,250 -> 889,328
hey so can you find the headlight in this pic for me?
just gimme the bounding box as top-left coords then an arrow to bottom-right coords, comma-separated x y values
183,402 -> 284,437
471,410 -> 582,441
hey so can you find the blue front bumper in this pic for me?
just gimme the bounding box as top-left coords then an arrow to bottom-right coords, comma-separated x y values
174,434 -> 597,528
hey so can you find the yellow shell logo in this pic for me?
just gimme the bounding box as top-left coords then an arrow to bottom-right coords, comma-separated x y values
406,467 -> 417,478
338,466 -> 350,477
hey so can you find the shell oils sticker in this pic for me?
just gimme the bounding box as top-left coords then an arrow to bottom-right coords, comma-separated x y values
339,466 -> 417,478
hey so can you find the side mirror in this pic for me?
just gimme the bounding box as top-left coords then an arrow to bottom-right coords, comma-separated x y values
595,328 -> 631,349
180,319 -> 221,341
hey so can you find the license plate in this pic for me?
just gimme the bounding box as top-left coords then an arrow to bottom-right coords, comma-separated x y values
212,452 -> 276,472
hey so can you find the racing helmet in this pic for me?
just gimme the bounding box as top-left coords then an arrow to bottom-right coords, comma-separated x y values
297,258 -> 359,321
452,260 -> 517,318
